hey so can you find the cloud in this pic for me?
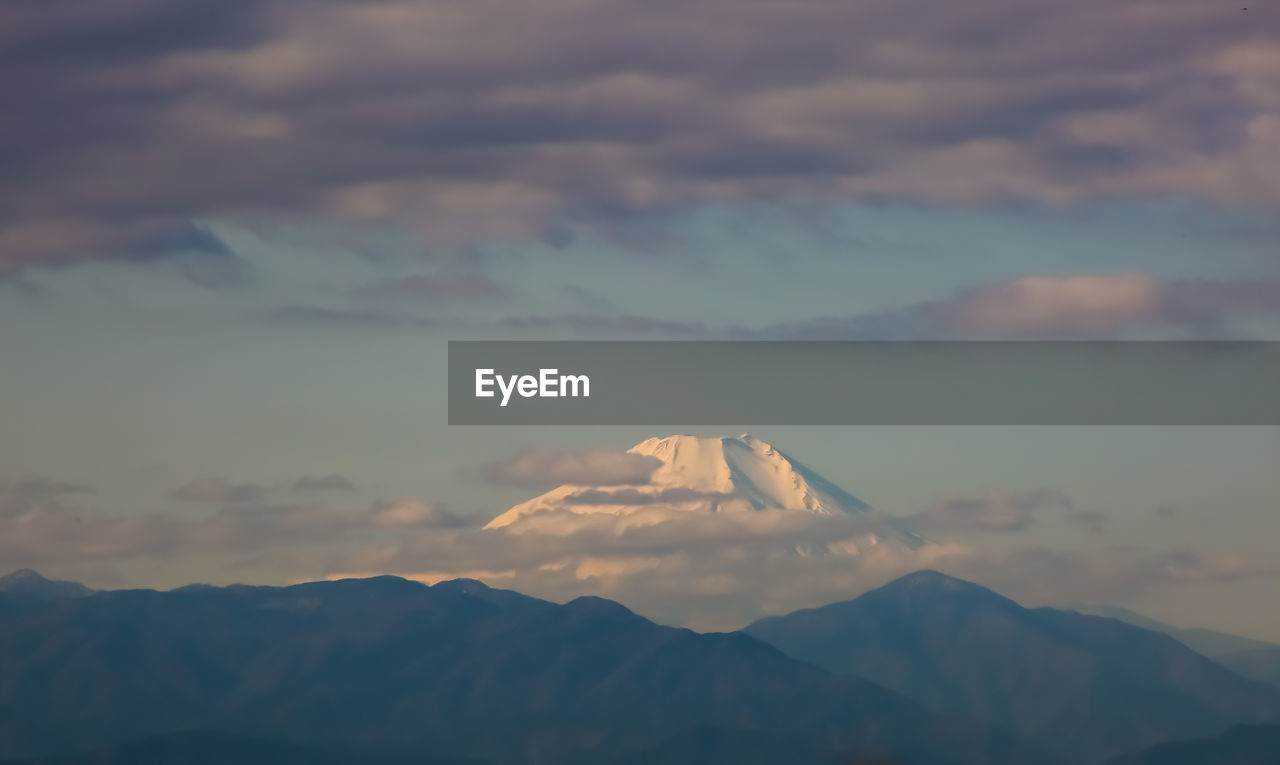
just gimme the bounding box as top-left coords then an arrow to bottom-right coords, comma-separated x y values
0,502 -> 341,566
938,546 -> 1280,609
259,271 -> 1278,339
1145,548 -> 1279,582
0,477 -> 93,520
935,276 -> 1280,337
317,504 -> 1279,630
4,0 -> 1277,272
0,488 -> 465,569
757,275 -> 1280,339
368,499 -> 465,528
939,275 -> 1169,336
483,448 -> 662,489
906,488 -> 1072,533
293,474 -> 356,492
2,471 -> 1271,631
260,304 -> 703,334
170,247 -> 253,290
258,270 -> 1278,340
171,477 -> 267,503
319,506 -> 943,627
0,276 -> 52,298
263,305 -> 436,329
1065,509 -> 1111,535
1,477 -> 93,497
495,314 -> 705,336
356,271 -> 504,300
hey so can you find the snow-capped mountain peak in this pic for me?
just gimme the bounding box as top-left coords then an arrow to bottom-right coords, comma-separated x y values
627,434 -> 867,514
484,435 -> 923,550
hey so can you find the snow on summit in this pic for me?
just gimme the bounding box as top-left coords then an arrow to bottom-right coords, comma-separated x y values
485,435 -> 924,552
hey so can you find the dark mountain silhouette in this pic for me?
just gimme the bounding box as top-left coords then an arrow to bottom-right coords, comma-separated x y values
744,570 -> 1280,763
0,573 -> 1047,765
1104,724 -> 1280,765
609,724 -> 931,764
0,570 -> 92,602
0,731 -> 489,765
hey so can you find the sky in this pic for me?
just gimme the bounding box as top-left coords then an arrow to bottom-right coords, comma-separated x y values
1,0 -> 1278,638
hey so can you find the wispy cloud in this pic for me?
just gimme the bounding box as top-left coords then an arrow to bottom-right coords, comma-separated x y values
368,499 -> 466,528
755,275 -> 1280,339
172,477 -> 267,503
263,305 -> 436,329
906,489 -> 1073,534
0,477 -> 93,520
495,314 -> 706,335
483,448 -> 662,489
356,271 -> 504,301
293,474 -> 356,492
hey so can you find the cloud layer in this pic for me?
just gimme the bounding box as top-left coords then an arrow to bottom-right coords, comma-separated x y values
2,469 -> 1272,630
3,0 -> 1278,272
483,447 -> 662,489
755,275 -> 1280,339
172,477 -> 267,503
906,489 -> 1073,533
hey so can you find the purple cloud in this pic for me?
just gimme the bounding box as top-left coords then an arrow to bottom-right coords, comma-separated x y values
2,0 -> 1277,272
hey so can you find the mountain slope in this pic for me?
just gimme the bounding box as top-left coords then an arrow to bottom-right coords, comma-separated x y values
744,570 -> 1280,763
1061,605 -> 1280,689
1104,724 -> 1280,765
1218,648 -> 1280,689
0,570 -> 92,602
485,434 -> 923,552
611,725 -> 874,765
0,576 -> 1045,765
1067,604 -> 1279,658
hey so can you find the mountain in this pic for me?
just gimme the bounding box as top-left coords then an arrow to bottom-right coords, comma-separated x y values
485,434 -> 924,552
1067,604 -> 1279,658
1062,604 -> 1280,688
1218,648 -> 1280,689
0,731 -> 489,765
0,570 -> 92,602
1104,724 -> 1280,765
611,725 -> 894,765
0,575 -> 1046,765
744,570 -> 1280,763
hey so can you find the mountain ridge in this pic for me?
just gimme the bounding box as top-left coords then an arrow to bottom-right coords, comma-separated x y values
0,571 -> 1049,765
1064,603 -> 1279,657
0,569 -> 94,601
744,570 -> 1280,762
